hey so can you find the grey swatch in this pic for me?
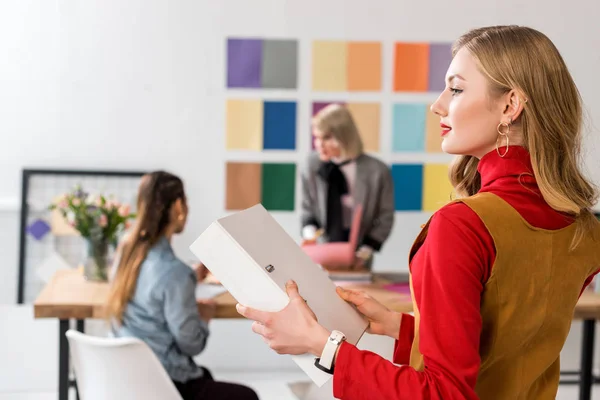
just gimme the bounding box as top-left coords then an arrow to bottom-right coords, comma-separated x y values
261,39 -> 298,89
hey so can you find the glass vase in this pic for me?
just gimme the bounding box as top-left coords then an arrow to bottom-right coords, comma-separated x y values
83,237 -> 112,282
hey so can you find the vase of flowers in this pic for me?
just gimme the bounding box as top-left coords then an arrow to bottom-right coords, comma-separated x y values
49,185 -> 136,282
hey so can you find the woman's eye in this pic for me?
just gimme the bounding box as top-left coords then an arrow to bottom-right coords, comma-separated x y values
450,88 -> 463,96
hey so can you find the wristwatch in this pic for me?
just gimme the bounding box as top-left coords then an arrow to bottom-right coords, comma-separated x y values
314,330 -> 346,374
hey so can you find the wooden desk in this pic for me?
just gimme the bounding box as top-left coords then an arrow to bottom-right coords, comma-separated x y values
33,269 -> 413,320
34,269 -> 600,400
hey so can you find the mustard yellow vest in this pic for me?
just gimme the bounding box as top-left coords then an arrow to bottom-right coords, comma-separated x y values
408,192 -> 600,399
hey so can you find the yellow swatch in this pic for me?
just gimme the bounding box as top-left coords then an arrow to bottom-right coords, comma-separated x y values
226,99 -> 263,150
422,163 -> 453,212
425,104 -> 443,153
346,102 -> 381,153
312,41 -> 347,91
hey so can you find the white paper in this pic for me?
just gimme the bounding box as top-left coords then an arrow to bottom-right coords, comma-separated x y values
189,204 -> 368,387
195,284 -> 228,300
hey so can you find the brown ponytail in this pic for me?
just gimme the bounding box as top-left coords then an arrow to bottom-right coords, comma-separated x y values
106,171 -> 186,324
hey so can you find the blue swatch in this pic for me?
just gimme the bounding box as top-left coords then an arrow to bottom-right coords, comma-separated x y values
391,164 -> 423,211
392,103 -> 426,152
263,101 -> 297,150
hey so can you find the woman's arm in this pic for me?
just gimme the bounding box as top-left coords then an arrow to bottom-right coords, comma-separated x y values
300,162 -> 321,238
393,313 -> 415,365
362,167 -> 395,251
335,286 -> 413,364
332,204 -> 493,400
163,267 -> 210,356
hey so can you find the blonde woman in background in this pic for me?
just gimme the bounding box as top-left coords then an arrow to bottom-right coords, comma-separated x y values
301,104 -> 395,269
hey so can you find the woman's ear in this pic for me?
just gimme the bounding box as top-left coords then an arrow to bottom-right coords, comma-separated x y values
501,89 -> 526,123
170,198 -> 184,220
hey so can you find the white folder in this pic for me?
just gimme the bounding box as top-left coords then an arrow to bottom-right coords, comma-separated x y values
189,204 -> 368,387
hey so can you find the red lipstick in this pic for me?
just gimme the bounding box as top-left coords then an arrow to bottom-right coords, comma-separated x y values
440,123 -> 451,137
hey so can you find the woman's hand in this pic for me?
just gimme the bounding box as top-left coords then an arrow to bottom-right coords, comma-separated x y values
236,281 -> 331,357
336,286 -> 401,339
194,262 -> 210,282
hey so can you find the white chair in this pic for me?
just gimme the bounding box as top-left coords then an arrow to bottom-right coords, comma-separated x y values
65,330 -> 183,400
0,305 -> 58,394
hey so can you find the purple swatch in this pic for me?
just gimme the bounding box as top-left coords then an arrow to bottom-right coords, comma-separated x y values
227,38 -> 262,88
27,219 -> 51,240
428,43 -> 453,92
310,102 -> 345,149
383,282 -> 411,295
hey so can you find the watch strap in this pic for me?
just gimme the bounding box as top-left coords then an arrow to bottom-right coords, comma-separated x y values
314,330 -> 345,374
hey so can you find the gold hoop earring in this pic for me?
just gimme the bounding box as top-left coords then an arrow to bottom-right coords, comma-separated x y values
496,122 -> 510,158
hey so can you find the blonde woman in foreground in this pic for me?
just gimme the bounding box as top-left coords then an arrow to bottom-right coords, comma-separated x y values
237,25 -> 600,399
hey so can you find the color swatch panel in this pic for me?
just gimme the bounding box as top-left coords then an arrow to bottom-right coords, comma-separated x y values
226,100 -> 297,150
312,41 -> 382,91
392,103 -> 444,153
227,38 -> 298,89
393,42 -> 452,92
391,163 -> 452,211
226,162 -> 296,211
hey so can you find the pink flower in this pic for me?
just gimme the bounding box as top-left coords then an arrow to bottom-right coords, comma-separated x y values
58,200 -> 68,209
118,204 -> 130,217
99,214 -> 108,228
95,197 -> 103,207
72,198 -> 81,206
125,221 -> 132,229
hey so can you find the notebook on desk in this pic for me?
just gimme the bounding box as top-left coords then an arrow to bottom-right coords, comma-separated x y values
189,204 -> 368,387
327,270 -> 372,283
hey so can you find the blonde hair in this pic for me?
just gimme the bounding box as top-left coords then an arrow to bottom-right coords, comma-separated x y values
448,25 -> 598,247
312,103 -> 364,159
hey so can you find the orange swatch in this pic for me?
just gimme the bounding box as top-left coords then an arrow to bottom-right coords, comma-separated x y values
347,102 -> 380,152
347,42 -> 382,91
394,43 -> 430,92
225,163 -> 261,210
425,104 -> 444,153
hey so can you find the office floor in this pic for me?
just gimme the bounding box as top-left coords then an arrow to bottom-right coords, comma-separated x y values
0,373 -> 598,400
2,305 -> 600,400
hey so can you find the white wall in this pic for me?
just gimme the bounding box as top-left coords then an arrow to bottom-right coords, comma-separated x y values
1,0 -> 600,377
2,0 -> 599,289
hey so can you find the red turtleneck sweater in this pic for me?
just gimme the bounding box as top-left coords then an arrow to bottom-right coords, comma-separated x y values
332,146 -> 598,399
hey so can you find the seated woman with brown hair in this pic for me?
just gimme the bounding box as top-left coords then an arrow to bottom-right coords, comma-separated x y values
107,170 -> 259,400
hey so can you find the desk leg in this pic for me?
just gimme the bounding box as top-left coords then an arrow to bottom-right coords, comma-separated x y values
58,320 -> 69,400
76,319 -> 84,333
580,320 -> 595,400
73,319 -> 84,400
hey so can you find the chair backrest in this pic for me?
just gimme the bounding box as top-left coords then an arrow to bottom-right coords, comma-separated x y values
65,330 -> 183,400
348,204 -> 364,249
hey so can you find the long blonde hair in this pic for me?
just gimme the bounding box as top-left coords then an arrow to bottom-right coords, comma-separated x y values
106,171 -> 186,324
449,25 -> 598,246
312,103 -> 364,159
